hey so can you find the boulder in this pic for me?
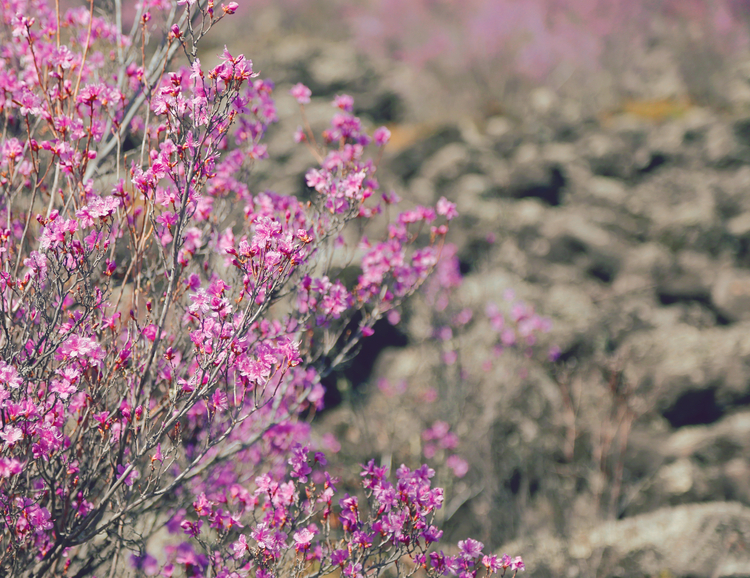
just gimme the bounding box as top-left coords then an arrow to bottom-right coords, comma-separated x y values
712,268 -> 750,323
502,502 -> 750,578
621,323 -> 750,427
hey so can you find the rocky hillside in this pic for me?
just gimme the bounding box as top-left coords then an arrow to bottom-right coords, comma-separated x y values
224,31 -> 750,578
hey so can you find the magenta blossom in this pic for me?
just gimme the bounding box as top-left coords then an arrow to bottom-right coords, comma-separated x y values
290,83 -> 312,104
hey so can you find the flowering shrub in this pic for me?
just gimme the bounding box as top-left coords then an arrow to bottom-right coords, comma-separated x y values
0,1 -> 524,577
323,244 -> 556,543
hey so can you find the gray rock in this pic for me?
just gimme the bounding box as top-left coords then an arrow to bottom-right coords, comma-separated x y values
619,243 -> 672,278
645,120 -> 687,165
419,143 -> 472,183
448,174 -> 490,209
679,107 -> 716,144
476,152 -> 511,189
655,250 -> 717,303
716,167 -> 750,215
630,167 -> 722,253
491,144 -> 566,205
485,116 -> 520,157
387,125 -> 463,181
502,502 -> 750,578
407,177 -> 437,205
705,123 -> 742,167
625,413 -> 750,513
727,212 -> 750,238
219,34 -> 750,577
539,211 -> 623,283
544,283 -> 599,351
621,323 -> 750,427
712,268 -> 750,322
485,116 -> 514,139
584,176 -> 628,206
580,132 -> 634,179
666,411 -> 750,462
308,44 -> 363,90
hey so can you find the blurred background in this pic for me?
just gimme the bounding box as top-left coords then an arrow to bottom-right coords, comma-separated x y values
208,1 -> 750,576
226,0 -> 750,116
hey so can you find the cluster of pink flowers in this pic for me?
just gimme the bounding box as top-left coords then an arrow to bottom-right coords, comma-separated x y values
0,1 -> 521,577
357,244 -> 557,491
423,244 -> 555,371
328,240 -> 558,523
422,421 -> 467,478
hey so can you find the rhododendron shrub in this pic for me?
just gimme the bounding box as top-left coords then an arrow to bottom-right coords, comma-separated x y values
0,1 -> 523,577
327,245 -> 556,540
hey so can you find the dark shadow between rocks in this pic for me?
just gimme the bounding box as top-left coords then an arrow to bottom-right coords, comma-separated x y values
639,152 -> 668,175
320,315 -> 409,411
657,292 -> 733,326
511,166 -> 566,206
663,388 -> 723,427
588,260 -> 618,283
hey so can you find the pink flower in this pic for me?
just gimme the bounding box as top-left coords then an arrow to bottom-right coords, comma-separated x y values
0,426 -> 22,446
501,554 -> 512,569
251,522 -> 272,549
50,45 -> 75,69
116,464 -> 140,487
436,197 -> 458,220
180,519 -> 202,537
373,126 -> 391,146
2,138 -> 23,161
442,350 -> 457,365
483,555 -> 501,573
0,458 -> 23,478
293,528 -> 314,551
458,538 -> 484,560
331,549 -> 348,566
233,534 -> 249,558
142,324 -> 158,341
501,329 -> 516,346
446,455 -> 469,478
0,361 -> 22,389
56,335 -> 105,366
222,2 -> 239,14
333,94 -> 354,112
193,493 -> 213,516
50,378 -> 77,399
211,390 -> 229,412
290,83 -> 311,104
